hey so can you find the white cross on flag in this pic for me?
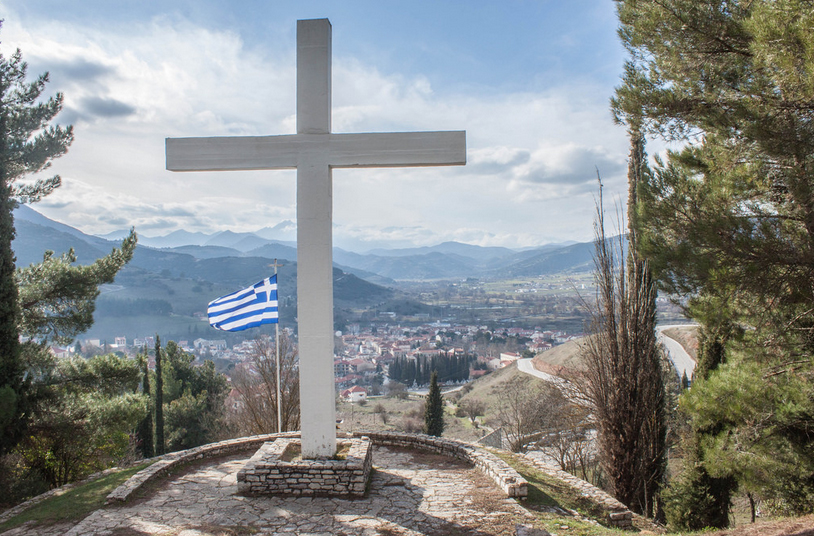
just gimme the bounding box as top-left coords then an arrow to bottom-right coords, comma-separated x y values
207,275 -> 279,331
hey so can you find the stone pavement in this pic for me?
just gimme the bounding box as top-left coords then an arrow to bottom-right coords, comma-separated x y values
6,445 -> 534,535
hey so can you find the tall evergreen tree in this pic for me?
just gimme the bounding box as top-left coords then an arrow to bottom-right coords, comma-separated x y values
160,341 -> 228,451
0,27 -> 136,460
136,353 -> 154,458
0,29 -> 73,457
612,0 -> 814,523
626,132 -> 669,519
423,371 -> 444,437
154,336 -> 165,456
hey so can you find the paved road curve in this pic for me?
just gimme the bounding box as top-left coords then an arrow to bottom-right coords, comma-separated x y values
657,324 -> 697,381
516,358 -> 565,385
517,325 -> 697,384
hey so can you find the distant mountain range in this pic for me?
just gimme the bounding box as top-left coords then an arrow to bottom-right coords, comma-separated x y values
10,205 -> 603,340
13,205 -> 595,283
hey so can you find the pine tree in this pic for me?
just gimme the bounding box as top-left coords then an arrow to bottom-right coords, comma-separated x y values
0,122 -> 22,456
0,28 -> 73,457
16,235 -> 136,343
612,0 -> 814,522
0,27 -> 136,458
154,335 -> 165,455
423,371 -> 444,437
18,353 -> 147,487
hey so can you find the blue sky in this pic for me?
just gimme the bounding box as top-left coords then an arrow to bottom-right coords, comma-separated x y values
4,1 -> 631,251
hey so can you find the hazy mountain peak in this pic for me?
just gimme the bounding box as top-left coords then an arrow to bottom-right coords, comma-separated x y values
255,220 -> 296,241
12,206 -> 595,282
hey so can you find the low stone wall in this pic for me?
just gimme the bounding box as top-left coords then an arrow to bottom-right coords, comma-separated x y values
106,432 -> 299,504
237,437 -> 372,497
354,431 -> 528,499
519,453 -> 633,529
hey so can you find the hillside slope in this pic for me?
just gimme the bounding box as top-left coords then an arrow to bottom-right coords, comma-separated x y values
532,338 -> 585,374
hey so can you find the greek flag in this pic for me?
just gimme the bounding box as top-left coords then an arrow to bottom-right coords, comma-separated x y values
207,276 -> 279,331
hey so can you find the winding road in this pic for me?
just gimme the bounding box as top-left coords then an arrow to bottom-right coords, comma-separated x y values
657,324 -> 697,380
516,357 -> 565,384
517,323 -> 697,384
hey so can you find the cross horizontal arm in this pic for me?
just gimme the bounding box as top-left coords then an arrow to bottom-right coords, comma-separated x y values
166,131 -> 466,173
166,135 -> 301,172
328,131 -> 466,168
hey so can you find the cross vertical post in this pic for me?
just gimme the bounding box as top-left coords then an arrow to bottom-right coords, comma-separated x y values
294,19 -> 336,457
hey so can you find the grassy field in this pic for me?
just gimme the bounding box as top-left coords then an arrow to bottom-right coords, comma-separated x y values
0,462 -> 150,533
336,392 -> 487,443
481,273 -> 595,297
495,452 -> 631,535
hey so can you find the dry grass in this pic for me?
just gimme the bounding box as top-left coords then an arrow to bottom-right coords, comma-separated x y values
532,338 -> 585,372
703,515 -> 814,536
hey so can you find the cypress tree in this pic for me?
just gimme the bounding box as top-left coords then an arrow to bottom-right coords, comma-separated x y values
390,357 -> 402,383
423,371 -> 444,437
154,335 -> 165,455
136,353 -> 154,458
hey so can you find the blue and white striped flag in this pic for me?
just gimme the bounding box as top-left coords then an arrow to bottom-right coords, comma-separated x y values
207,276 -> 279,331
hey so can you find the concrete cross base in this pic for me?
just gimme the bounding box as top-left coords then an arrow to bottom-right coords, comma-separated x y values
237,436 -> 373,497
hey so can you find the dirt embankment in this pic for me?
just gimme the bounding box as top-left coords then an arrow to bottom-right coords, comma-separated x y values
661,325 -> 698,361
531,338 -> 585,377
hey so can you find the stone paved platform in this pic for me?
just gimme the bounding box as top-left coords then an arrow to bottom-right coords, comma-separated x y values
5,445 -> 533,535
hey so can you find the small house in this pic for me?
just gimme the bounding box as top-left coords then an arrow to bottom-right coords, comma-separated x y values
340,385 -> 367,403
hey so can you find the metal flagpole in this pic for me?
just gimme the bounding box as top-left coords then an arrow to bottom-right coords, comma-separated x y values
271,259 -> 283,433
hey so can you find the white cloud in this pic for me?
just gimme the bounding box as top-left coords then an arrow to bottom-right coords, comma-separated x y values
5,11 -> 629,249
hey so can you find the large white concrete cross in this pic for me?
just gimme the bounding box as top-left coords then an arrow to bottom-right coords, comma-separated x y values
166,18 -> 466,458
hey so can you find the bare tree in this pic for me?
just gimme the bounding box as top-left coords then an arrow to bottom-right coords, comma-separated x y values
537,403 -> 593,481
231,334 -> 300,435
458,398 -> 486,428
496,375 -> 569,453
373,402 -> 389,425
577,143 -> 668,517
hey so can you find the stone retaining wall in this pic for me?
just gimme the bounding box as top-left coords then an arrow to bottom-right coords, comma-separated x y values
106,431 -> 527,505
237,437 -> 372,497
106,432 -> 299,504
103,430 -> 631,530
520,453 -> 633,529
353,431 -> 528,499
